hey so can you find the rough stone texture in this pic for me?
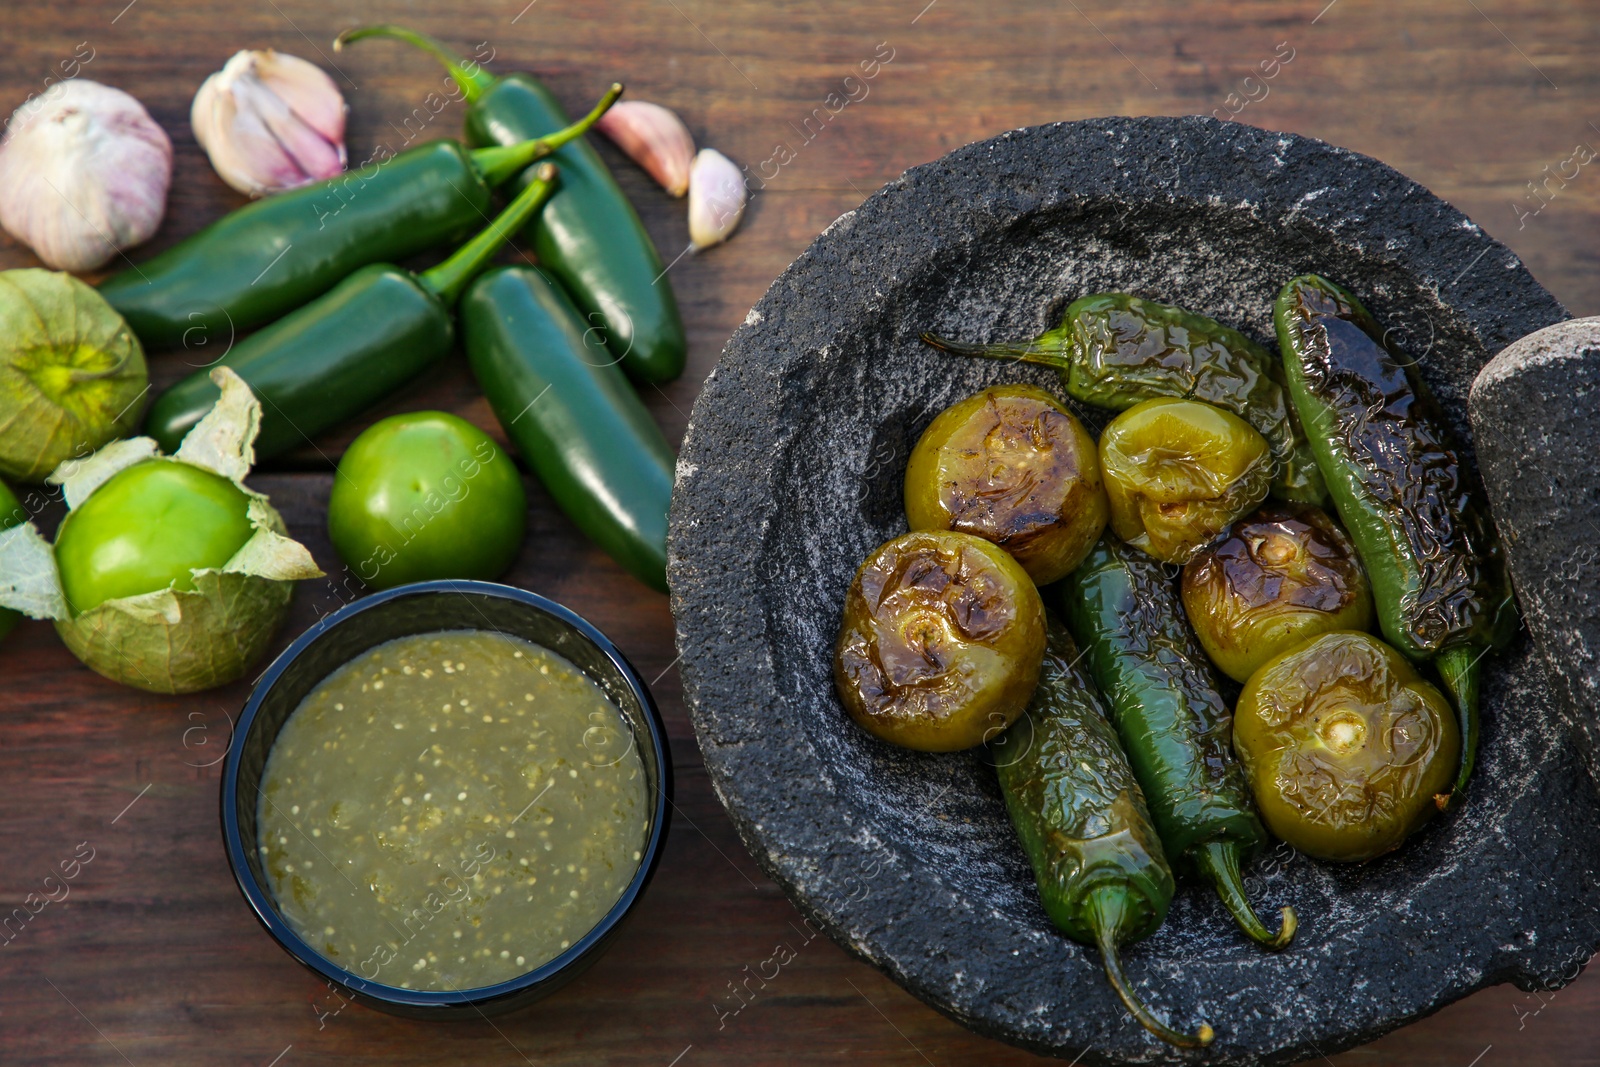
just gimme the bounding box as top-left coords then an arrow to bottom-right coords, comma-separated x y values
667,117 -> 1597,1065
1471,318 -> 1600,791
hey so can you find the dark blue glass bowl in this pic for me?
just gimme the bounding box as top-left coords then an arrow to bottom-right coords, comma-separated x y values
220,580 -> 671,1019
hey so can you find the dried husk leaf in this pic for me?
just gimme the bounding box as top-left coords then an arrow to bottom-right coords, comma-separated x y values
0,269 -> 148,483
0,522 -> 68,620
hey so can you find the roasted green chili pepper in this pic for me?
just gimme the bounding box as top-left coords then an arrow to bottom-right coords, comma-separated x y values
461,265 -> 675,593
923,293 -> 1327,504
991,615 -> 1212,1048
1274,274 -> 1517,805
337,25 -> 687,384
1060,535 -> 1295,949
145,165 -> 561,460
99,90 -> 616,351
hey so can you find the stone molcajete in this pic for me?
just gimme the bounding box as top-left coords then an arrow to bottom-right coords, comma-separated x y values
1471,318 -> 1600,792
668,117 -> 1600,1065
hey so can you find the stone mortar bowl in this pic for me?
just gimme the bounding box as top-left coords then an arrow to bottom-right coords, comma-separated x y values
668,117 -> 1600,1065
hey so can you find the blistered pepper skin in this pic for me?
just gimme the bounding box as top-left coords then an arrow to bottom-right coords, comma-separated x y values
992,617 -> 1211,1048
923,293 -> 1327,504
1234,631 -> 1460,862
1182,503 -> 1375,683
904,384 -> 1107,585
834,531 -> 1045,752
1274,274 -> 1516,801
1059,536 -> 1294,948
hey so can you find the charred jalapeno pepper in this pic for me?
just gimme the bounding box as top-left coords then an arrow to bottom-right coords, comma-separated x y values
145,165 -> 561,460
1182,503 -> 1374,683
1234,631 -> 1460,862
835,530 -> 1045,752
338,25 -> 687,384
1099,398 -> 1273,565
1060,535 -> 1295,949
923,293 -> 1327,504
1274,274 -> 1517,804
461,265 -> 675,593
992,615 -> 1211,1048
98,89 -> 617,351
904,384 -> 1107,585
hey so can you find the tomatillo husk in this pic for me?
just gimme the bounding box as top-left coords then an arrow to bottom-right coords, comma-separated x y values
0,269 -> 148,483
0,367 -> 322,693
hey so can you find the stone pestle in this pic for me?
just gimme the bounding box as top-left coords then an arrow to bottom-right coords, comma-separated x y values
1470,317 -> 1600,789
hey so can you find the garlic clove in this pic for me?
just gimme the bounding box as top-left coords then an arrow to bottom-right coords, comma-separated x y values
191,50 -> 348,198
596,100 -> 695,198
0,80 -> 172,272
253,50 -> 346,146
687,148 -> 747,250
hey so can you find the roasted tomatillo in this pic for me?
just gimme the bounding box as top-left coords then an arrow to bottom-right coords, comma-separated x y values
904,384 -> 1107,585
328,412 -> 525,590
1100,398 -> 1273,564
1182,503 -> 1374,683
835,531 -> 1045,752
1234,631 -> 1459,862
53,458 -> 255,614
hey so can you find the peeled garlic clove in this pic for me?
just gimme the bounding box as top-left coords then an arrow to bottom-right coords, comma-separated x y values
597,100 -> 695,197
688,148 -> 746,250
0,80 -> 172,273
191,50 -> 347,197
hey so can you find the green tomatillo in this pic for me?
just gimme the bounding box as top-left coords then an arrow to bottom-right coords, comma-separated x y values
54,460 -> 255,613
0,368 -> 323,693
0,478 -> 26,640
327,411 -> 526,590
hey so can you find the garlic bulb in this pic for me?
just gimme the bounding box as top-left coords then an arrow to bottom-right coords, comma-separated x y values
597,100 -> 695,197
0,80 -> 172,272
191,50 -> 347,197
688,148 -> 746,250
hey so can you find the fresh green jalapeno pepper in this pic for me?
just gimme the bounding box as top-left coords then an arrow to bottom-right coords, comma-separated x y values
1059,535 -> 1296,950
991,614 -> 1212,1048
923,293 -> 1328,504
337,25 -> 687,385
460,265 -> 675,593
144,165 -> 562,460
1274,274 -> 1517,805
98,91 -> 616,351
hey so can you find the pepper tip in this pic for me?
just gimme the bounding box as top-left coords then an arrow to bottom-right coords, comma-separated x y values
1197,1023 -> 1215,1046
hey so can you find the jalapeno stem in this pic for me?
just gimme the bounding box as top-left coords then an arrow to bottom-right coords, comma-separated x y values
1087,887 -> 1213,1049
1194,840 -> 1297,950
1433,644 -> 1481,811
469,82 -> 623,187
920,329 -> 1076,372
335,24 -> 497,102
417,164 -> 559,308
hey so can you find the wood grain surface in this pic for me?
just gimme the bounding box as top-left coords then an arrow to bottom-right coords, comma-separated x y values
2,1 -> 1598,1064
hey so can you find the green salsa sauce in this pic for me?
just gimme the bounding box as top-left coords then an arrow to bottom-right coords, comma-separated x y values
258,629 -> 649,990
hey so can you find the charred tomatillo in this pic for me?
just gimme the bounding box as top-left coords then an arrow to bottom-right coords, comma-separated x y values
904,384 -> 1107,585
1182,503 -> 1374,683
328,412 -> 525,590
834,530 -> 1045,752
53,459 -> 256,615
1234,630 -> 1459,862
1099,398 -> 1273,565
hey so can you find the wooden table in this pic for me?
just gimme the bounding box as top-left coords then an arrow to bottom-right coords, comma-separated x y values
3,1 -> 1597,1064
